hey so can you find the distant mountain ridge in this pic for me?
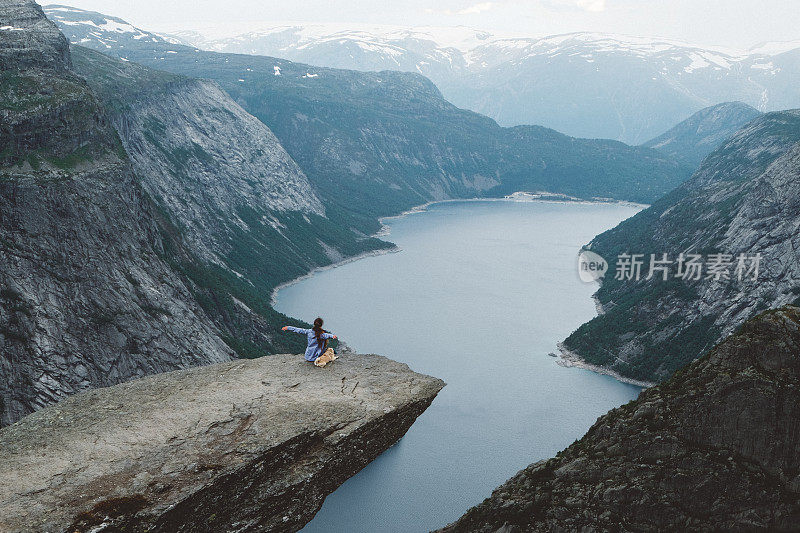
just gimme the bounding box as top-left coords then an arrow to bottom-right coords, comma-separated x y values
44,5 -> 692,211
642,102 -> 763,170
52,6 -> 800,144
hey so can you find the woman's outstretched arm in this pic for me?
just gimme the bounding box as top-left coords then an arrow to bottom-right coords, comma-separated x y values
323,332 -> 337,340
282,326 -> 311,334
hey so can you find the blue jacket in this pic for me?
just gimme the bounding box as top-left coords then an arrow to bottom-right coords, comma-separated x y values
285,326 -> 336,361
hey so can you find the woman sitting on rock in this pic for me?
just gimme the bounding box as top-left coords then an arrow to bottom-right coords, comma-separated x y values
282,317 -> 338,366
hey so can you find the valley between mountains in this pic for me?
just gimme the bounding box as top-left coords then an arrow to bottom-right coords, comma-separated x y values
2,1 -> 800,531
2,1 -> 698,426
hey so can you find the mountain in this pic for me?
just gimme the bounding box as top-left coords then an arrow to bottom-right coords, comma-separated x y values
69,45 -> 389,360
442,307 -> 800,531
642,101 -> 763,170
1,1 -> 690,427
2,0 -> 71,68
142,18 -> 800,143
0,0 -> 231,425
562,110 -> 800,383
44,5 -> 692,209
1,0 -> 396,426
168,23 -> 482,92
444,34 -> 799,144
41,4 -> 183,48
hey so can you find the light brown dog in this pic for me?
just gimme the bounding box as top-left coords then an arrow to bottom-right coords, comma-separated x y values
314,347 -> 338,367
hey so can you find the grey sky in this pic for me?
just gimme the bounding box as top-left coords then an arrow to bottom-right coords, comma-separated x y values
49,0 -> 800,50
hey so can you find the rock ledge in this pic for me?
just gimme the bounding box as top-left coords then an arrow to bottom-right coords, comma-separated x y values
0,353 -> 444,532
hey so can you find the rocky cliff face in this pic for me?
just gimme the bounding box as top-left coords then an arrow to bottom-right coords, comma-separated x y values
0,0 -> 232,426
70,45 -> 392,358
0,161 -> 234,425
442,307 -> 800,531
642,101 -> 763,170
0,0 -> 70,70
1,2 -> 108,169
74,47 -> 324,253
564,110 -> 800,383
0,353 -> 444,533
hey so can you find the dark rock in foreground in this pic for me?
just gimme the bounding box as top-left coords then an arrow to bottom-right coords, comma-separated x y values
0,353 -> 444,532
441,307 -> 800,532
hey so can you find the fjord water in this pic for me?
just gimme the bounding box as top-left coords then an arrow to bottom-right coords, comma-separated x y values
274,200 -> 643,532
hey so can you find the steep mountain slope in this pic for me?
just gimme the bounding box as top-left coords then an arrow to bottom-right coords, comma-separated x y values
45,6 -> 691,211
70,46 -> 389,359
643,101 -> 763,170
72,48 -> 324,260
217,63 -> 686,209
129,18 -> 800,143
562,110 -> 800,383
0,0 -> 231,426
442,307 -> 800,531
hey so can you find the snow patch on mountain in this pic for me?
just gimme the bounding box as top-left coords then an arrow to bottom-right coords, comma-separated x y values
45,4 -> 186,48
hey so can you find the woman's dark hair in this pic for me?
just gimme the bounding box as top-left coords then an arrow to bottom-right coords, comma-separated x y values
313,317 -> 325,343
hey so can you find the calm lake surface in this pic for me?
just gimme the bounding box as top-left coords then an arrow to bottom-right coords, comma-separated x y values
273,200 -> 643,532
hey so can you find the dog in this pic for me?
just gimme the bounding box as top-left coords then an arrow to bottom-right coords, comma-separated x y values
314,347 -> 338,367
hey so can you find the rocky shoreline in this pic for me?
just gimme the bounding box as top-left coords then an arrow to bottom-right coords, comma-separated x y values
556,342 -> 655,388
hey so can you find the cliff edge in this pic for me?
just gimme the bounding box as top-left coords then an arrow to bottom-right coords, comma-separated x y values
0,353 -> 444,532
442,307 -> 800,531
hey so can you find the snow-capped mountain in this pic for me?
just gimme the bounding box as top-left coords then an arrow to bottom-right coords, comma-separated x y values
161,24 -> 800,143
464,32 -> 749,71
44,5 -> 800,143
171,23 -> 499,56
448,32 -> 800,143
163,24 -> 499,92
45,5 -> 183,50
